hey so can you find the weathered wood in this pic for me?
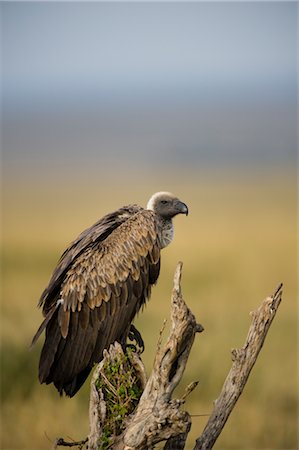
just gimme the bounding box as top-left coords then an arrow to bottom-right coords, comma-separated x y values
163,427 -> 191,450
52,438 -> 88,450
53,265 -> 282,450
121,261 -> 203,450
88,360 -> 107,450
88,343 -> 148,450
87,261 -> 203,450
194,283 -> 283,450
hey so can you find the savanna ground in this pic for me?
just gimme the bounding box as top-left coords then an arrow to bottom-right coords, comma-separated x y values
1,167 -> 297,449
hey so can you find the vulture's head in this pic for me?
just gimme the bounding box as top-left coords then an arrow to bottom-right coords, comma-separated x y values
147,192 -> 188,219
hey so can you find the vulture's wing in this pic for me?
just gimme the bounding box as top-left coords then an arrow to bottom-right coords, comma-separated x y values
38,204 -> 142,314
36,209 -> 161,397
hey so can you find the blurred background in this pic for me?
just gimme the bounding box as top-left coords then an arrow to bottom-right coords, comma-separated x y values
1,2 -> 297,449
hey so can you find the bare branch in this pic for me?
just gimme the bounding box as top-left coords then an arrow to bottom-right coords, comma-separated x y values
52,437 -> 88,450
87,261 -> 203,450
194,283 -> 283,450
53,264 -> 282,450
163,425 -> 191,450
121,261 -> 202,450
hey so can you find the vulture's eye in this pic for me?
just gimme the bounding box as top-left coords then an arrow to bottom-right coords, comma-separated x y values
160,200 -> 168,205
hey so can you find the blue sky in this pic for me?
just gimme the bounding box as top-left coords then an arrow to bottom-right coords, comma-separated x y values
3,2 -> 296,100
1,1 -> 297,171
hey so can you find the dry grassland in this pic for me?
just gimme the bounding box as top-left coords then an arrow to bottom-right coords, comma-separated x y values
1,168 -> 297,449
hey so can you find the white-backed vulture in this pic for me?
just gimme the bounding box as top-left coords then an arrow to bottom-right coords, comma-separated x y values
32,191 -> 188,397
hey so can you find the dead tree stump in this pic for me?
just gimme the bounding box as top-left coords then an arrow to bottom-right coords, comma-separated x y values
88,261 -> 203,450
54,262 -> 282,450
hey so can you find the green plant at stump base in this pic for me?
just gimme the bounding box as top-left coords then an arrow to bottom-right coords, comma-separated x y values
95,349 -> 143,449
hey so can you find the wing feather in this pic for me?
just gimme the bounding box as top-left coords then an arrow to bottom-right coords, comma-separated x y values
69,309 -> 79,341
133,274 -> 144,298
36,209 -> 162,396
38,204 -> 143,314
38,310 -> 62,383
58,308 -> 70,339
79,303 -> 90,330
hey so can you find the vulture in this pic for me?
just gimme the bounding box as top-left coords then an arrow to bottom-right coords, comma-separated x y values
32,191 -> 188,397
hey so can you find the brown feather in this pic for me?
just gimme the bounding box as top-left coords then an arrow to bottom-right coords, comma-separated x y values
69,310 -> 79,341
86,290 -> 96,310
94,292 -> 103,308
31,305 -> 58,348
109,293 -> 118,317
133,275 -> 144,298
35,208 -> 163,396
79,303 -> 89,330
149,243 -> 160,264
58,308 -> 70,339
118,282 -> 128,305
38,310 -> 62,383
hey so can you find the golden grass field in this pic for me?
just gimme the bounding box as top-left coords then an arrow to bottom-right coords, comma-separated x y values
1,167 -> 297,449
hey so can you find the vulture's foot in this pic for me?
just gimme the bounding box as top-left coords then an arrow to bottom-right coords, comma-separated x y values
127,324 -> 145,354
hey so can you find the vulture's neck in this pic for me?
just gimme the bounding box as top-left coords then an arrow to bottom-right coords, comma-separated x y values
158,217 -> 174,249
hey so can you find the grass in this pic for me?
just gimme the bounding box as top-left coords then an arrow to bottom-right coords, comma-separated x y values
1,168 -> 297,449
95,347 -> 143,449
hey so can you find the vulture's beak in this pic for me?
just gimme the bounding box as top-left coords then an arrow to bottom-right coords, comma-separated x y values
176,200 -> 189,216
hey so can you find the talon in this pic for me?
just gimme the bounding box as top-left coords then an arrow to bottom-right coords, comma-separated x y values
128,324 -> 145,354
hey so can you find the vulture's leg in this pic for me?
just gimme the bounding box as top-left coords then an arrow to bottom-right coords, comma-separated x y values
127,324 -> 145,354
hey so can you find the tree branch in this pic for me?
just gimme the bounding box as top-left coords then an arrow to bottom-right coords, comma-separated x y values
194,283 -> 283,450
52,438 -> 88,450
121,261 -> 203,450
88,261 -> 203,450
54,265 -> 282,450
